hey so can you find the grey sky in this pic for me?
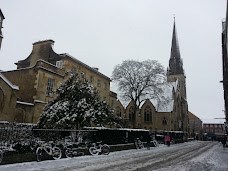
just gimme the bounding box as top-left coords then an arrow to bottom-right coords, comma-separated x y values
0,0 -> 226,123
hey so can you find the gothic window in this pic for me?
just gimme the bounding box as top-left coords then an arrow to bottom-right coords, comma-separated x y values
129,107 -> 134,122
144,106 -> 152,122
46,78 -> 54,97
14,108 -> 25,123
162,117 -> 167,125
116,106 -> 121,117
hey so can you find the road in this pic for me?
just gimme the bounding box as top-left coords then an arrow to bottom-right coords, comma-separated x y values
0,141 -> 227,171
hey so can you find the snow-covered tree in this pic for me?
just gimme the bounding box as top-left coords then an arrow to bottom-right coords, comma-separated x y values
112,60 -> 167,128
37,74 -> 123,129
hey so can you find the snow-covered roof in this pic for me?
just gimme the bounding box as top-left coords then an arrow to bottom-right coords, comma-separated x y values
119,81 -> 178,113
34,100 -> 47,104
16,101 -> 34,106
60,53 -> 111,81
83,127 -> 149,132
0,73 -> 19,90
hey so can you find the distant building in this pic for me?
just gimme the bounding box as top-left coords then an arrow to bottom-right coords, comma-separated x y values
203,123 -> 224,140
188,111 -> 202,139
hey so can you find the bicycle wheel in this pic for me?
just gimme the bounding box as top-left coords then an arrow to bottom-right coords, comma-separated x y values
36,147 -> 42,162
102,145 -> 110,155
65,149 -> 73,158
52,147 -> 62,160
0,150 -> 3,164
89,147 -> 99,156
139,141 -> 144,149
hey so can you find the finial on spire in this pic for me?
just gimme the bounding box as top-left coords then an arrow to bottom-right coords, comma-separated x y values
173,14 -> 175,22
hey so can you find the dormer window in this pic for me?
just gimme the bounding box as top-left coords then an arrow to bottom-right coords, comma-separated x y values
56,60 -> 63,69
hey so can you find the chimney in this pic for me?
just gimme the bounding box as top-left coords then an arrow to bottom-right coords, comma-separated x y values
93,67 -> 99,71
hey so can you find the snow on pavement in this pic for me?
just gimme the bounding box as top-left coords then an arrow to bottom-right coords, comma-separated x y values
0,141 -> 227,171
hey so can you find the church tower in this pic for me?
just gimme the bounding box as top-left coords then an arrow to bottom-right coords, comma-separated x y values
0,9 -> 5,51
167,19 -> 187,100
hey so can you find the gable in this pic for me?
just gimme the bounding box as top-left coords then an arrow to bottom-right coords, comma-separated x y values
0,73 -> 19,90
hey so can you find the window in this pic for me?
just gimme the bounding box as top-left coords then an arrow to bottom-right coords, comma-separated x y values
81,72 -> 86,80
129,107 -> 134,122
90,75 -> 94,83
111,100 -> 114,108
46,78 -> 54,97
97,79 -> 101,87
116,106 -> 121,117
56,60 -> 63,69
104,82 -> 107,90
71,67 -> 77,75
162,117 -> 167,125
144,106 -> 152,122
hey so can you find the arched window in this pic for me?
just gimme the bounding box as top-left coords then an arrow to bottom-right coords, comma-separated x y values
116,106 -> 121,117
129,107 -> 134,122
162,117 -> 167,125
15,108 -> 25,123
144,106 -> 152,122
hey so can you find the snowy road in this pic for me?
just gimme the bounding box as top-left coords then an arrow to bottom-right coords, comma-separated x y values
0,141 -> 227,171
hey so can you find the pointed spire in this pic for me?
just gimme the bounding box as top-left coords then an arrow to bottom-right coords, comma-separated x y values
168,18 -> 184,75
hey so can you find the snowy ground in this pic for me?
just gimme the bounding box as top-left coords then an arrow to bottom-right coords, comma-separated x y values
0,141 -> 227,171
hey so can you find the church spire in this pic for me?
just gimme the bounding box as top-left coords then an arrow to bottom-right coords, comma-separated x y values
167,18 -> 184,75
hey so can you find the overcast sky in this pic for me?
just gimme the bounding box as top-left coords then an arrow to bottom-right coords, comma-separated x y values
0,0 -> 226,123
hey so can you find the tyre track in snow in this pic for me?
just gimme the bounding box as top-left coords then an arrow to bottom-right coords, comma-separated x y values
62,141 -> 216,171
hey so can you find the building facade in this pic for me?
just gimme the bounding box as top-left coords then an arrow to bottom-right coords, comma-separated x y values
188,111 -> 202,140
0,9 -> 4,51
115,20 -> 189,134
0,39 -> 117,123
203,123 -> 224,140
221,1 -> 228,134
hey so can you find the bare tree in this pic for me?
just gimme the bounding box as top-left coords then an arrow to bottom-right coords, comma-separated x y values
112,60 -> 167,128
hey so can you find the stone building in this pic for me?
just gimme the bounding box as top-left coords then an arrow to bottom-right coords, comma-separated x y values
0,39 -> 117,123
115,20 -> 189,133
188,111 -> 202,139
203,123 -> 225,140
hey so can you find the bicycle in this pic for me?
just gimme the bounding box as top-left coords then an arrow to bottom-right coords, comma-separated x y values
63,141 -> 84,158
36,141 -> 62,162
89,141 -> 110,156
151,139 -> 159,147
134,138 -> 144,149
0,144 -> 16,164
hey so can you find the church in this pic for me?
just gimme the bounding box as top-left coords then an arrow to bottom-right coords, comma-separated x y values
116,20 -> 189,133
0,9 -> 188,133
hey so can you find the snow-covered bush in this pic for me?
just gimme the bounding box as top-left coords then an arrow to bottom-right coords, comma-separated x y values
37,74 -> 123,129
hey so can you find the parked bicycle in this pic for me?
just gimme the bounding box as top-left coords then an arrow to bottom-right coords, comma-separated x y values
36,141 -> 62,162
89,141 -> 110,156
0,144 -> 16,164
134,138 -> 144,149
63,141 -> 84,158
